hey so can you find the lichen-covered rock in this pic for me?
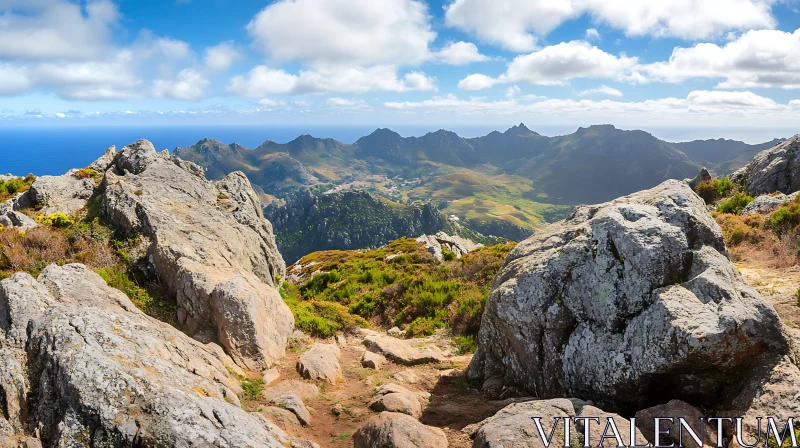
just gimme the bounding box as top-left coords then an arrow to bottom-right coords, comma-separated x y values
416,232 -> 481,261
734,135 -> 800,196
467,180 -> 789,413
368,383 -> 429,418
296,343 -> 342,384
0,264 -> 297,447
742,194 -> 787,215
363,334 -> 446,366
88,145 -> 117,172
353,412 -> 448,448
27,173 -> 95,215
101,139 -> 291,370
470,399 -> 579,448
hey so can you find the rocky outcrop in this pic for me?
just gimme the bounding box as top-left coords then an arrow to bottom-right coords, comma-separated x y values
296,343 -> 343,384
0,264 -> 298,447
352,412 -> 448,448
732,135 -> 800,196
0,201 -> 36,230
742,194 -> 787,215
87,145 -> 117,172
467,180 -> 790,413
415,232 -> 481,261
686,167 -> 712,190
100,139 -> 291,371
363,333 -> 446,366
25,172 -> 95,216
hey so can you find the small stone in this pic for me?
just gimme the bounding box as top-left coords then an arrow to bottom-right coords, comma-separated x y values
361,351 -> 386,370
331,403 -> 345,416
263,368 -> 280,386
297,343 -> 343,384
335,333 -> 347,347
353,412 -> 448,448
273,394 -> 311,426
388,327 -> 402,336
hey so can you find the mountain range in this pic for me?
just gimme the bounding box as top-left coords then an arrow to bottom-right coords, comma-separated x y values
174,124 -> 781,234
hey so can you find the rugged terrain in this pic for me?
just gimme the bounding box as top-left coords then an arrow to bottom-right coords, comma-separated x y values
1,135 -> 800,448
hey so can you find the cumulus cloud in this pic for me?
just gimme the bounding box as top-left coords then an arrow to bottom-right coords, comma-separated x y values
578,85 -> 623,97
0,0 -> 119,60
459,41 -> 642,89
326,98 -> 371,109
0,63 -> 32,95
436,41 -> 490,65
643,28 -> 800,89
152,69 -> 210,101
227,65 -> 436,96
204,42 -> 243,73
385,90 -> 789,122
247,0 -> 435,66
445,0 -> 778,51
258,98 -> 287,107
585,28 -> 601,41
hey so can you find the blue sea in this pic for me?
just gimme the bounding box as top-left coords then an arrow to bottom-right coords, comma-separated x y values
0,125 -> 793,176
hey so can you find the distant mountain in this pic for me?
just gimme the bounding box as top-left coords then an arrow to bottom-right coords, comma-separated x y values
175,124 -> 781,233
673,138 -> 785,175
263,189 -> 507,263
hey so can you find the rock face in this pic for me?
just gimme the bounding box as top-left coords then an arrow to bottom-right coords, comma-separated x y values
101,139 -> 291,371
741,194 -> 787,215
0,264 -> 294,447
27,173 -> 95,216
416,232 -> 481,261
732,135 -> 800,196
467,180 -> 789,413
352,412 -> 448,448
296,343 -> 343,384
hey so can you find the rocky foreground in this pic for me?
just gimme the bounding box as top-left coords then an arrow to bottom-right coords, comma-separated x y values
1,137 -> 800,447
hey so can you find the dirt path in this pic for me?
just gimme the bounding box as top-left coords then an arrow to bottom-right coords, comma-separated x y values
241,334 -> 507,448
737,263 -> 800,329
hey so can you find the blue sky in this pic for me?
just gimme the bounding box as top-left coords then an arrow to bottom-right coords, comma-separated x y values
1,0 -> 800,139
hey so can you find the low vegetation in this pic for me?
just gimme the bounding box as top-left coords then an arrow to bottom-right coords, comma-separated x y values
0,174 -> 35,202
283,238 -> 515,342
716,192 -> 754,215
695,177 -> 734,204
0,205 -> 175,323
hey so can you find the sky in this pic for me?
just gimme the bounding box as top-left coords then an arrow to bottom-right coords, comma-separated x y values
1,0 -> 800,139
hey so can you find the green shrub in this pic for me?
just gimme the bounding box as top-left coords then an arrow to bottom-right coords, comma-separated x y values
442,248 -> 456,261
405,317 -> 445,337
0,174 -> 35,201
36,212 -> 75,228
695,177 -> 735,205
74,168 -> 100,181
716,192 -> 754,215
96,266 -> 175,322
240,378 -> 264,400
453,335 -> 477,354
769,200 -> 800,230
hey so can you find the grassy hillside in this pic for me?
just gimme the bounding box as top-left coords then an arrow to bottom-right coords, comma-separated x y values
282,237 -> 516,351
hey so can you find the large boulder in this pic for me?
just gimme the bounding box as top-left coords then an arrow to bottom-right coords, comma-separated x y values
0,264 -> 299,447
363,333 -> 446,366
733,135 -> 800,196
741,194 -> 787,215
467,180 -> 790,413
469,398 -> 580,448
352,412 -> 448,448
27,173 -> 95,215
296,343 -> 343,384
101,140 -> 291,370
416,232 -> 481,261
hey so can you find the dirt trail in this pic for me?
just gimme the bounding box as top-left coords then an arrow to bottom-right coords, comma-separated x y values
737,263 -> 800,329
241,334 -> 507,448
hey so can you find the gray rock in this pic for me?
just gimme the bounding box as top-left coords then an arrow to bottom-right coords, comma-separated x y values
416,232 -> 481,261
470,398 -> 578,448
361,351 -> 386,369
741,194 -> 787,215
263,368 -> 281,386
27,173 -> 95,215
0,265 -> 293,447
735,135 -> 800,196
261,406 -> 302,432
263,380 -> 320,401
353,412 -> 448,448
467,180 -> 789,413
635,400 -> 716,447
368,383 -> 428,418
87,145 -> 117,172
272,395 -> 312,426
576,405 -> 649,448
363,334 -> 446,366
297,343 -> 343,384
687,167 -> 712,190
101,140 -> 291,370
0,201 -> 37,230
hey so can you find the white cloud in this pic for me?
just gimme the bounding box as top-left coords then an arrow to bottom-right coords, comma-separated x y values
204,42 -> 243,72
247,0 -> 435,66
585,28 -> 601,41
458,73 -> 500,90
227,65 -> 436,96
578,85 -> 623,97
0,64 -> 32,95
436,41 -> 490,65
460,41 -> 642,89
444,0 -> 779,51
152,69 -> 210,101
384,90 -> 788,122
643,28 -> 800,89
258,98 -> 287,107
506,85 -> 521,98
326,98 -> 371,109
0,0 -> 119,60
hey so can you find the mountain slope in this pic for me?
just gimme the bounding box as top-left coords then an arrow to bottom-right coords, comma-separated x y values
673,138 -> 785,175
